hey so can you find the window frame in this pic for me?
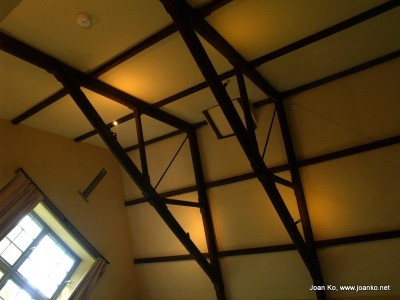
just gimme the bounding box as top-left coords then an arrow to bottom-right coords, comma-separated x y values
0,212 -> 81,300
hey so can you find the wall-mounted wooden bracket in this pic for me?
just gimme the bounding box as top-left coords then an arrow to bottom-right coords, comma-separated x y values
79,168 -> 108,202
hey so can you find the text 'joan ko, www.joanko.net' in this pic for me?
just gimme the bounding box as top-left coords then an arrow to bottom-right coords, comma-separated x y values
310,284 -> 391,292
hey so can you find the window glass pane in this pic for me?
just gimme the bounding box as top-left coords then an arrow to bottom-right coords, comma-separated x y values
13,231 -> 33,252
18,235 -> 76,298
0,215 -> 43,265
19,216 -> 42,239
6,226 -> 22,241
0,279 -> 34,300
61,254 -> 75,271
0,239 -> 11,255
0,269 -> 3,280
1,243 -> 22,265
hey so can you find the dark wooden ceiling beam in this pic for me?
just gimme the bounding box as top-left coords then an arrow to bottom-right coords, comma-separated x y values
173,1 -> 280,101
54,65 -> 218,284
0,32 -> 193,131
74,49 -> 398,144
7,0 -> 232,125
134,229 -> 400,264
188,130 -> 227,300
74,113 -> 135,142
160,1 -> 325,294
251,0 -> 400,68
127,134 -> 400,206
11,89 -> 68,125
281,49 -> 400,98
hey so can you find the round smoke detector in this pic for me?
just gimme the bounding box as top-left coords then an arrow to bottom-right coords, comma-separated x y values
76,13 -> 91,28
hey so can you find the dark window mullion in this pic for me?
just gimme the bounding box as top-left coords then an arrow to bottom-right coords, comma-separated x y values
10,272 -> 47,300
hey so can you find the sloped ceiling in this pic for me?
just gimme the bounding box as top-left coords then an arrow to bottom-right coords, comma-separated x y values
1,1 -> 399,299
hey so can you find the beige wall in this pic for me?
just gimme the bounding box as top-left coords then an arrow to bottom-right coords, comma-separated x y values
0,118 -> 138,299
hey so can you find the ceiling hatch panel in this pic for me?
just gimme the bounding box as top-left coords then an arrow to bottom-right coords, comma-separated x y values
257,7 -> 400,92
207,0 -> 386,61
0,0 -> 172,72
161,74 -> 268,125
162,88 -> 220,123
0,51 -> 62,120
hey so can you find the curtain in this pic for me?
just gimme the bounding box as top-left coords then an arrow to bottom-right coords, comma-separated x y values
69,257 -> 107,300
0,171 -> 44,240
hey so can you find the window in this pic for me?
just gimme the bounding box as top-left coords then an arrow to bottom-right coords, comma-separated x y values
0,213 -> 80,300
0,171 -> 106,299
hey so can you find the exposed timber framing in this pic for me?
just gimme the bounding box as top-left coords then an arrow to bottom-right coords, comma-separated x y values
91,49 -> 399,149
188,130 -> 227,300
159,2 -> 325,298
155,0 -> 399,109
10,1 -> 396,127
0,32 -> 192,131
72,26 -> 400,144
74,46 -> 400,144
54,65 -> 219,284
134,229 -> 400,264
162,198 -> 201,208
126,134 -> 400,206
8,0 -> 232,125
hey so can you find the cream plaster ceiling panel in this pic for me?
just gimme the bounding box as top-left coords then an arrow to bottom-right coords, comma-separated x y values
22,95 -> 93,139
207,0 -> 386,61
0,51 -> 62,119
0,0 -> 172,71
99,33 -> 232,103
19,87 -> 134,141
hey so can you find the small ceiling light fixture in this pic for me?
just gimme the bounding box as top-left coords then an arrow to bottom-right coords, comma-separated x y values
76,12 -> 91,28
112,121 -> 118,126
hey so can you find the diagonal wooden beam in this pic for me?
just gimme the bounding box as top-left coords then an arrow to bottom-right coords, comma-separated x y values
0,32 -> 192,131
171,1 -> 280,101
54,65 -> 218,284
166,3 -> 327,299
159,3 -> 326,298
